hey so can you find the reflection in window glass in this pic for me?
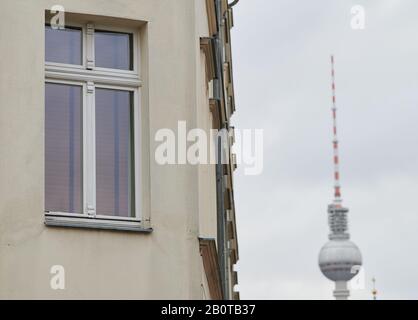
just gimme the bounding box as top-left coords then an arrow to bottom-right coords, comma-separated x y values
95,30 -> 133,70
96,88 -> 135,217
45,83 -> 83,213
45,25 -> 82,65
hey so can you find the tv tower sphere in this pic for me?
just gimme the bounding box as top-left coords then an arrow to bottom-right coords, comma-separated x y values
319,238 -> 362,283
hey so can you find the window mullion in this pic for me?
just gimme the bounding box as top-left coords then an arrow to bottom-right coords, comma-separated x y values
84,81 -> 96,217
86,23 -> 95,70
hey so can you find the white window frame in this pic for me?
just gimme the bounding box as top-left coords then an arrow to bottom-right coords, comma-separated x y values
44,21 -> 149,232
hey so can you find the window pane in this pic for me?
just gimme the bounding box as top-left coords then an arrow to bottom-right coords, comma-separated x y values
96,89 -> 135,217
95,30 -> 133,70
45,25 -> 82,65
45,83 -> 83,213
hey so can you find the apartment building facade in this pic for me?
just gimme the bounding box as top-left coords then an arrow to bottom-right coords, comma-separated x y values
0,0 -> 239,299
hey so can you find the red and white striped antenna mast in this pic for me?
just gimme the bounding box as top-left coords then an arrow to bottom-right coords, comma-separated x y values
330,55 -> 342,205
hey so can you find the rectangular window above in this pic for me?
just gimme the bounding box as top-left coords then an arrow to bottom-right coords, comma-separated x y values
95,30 -> 133,70
45,25 -> 83,65
44,18 -> 149,232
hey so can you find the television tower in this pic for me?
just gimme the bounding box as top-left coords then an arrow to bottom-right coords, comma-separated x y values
318,55 -> 362,300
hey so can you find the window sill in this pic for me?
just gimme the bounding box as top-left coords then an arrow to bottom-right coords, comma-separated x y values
44,214 -> 153,233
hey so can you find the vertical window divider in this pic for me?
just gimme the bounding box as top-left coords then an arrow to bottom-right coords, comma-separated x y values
85,81 -> 96,217
86,23 -> 95,70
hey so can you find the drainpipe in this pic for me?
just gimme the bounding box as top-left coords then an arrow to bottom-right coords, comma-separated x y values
214,0 -> 229,300
215,136 -> 227,299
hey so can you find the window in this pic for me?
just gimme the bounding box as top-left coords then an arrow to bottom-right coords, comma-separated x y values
45,83 -> 83,214
44,20 -> 144,229
95,30 -> 133,70
45,25 -> 82,65
95,88 -> 135,217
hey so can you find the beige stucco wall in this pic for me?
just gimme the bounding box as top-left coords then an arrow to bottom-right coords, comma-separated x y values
0,0 -> 217,299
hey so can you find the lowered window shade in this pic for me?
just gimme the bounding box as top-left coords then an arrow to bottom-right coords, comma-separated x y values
95,88 -> 135,217
45,25 -> 82,65
45,83 -> 83,213
95,30 -> 133,70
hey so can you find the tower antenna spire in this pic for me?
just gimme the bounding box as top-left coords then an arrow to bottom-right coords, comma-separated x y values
330,55 -> 342,204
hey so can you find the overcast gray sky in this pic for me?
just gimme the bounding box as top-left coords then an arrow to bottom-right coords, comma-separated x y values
231,0 -> 418,300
